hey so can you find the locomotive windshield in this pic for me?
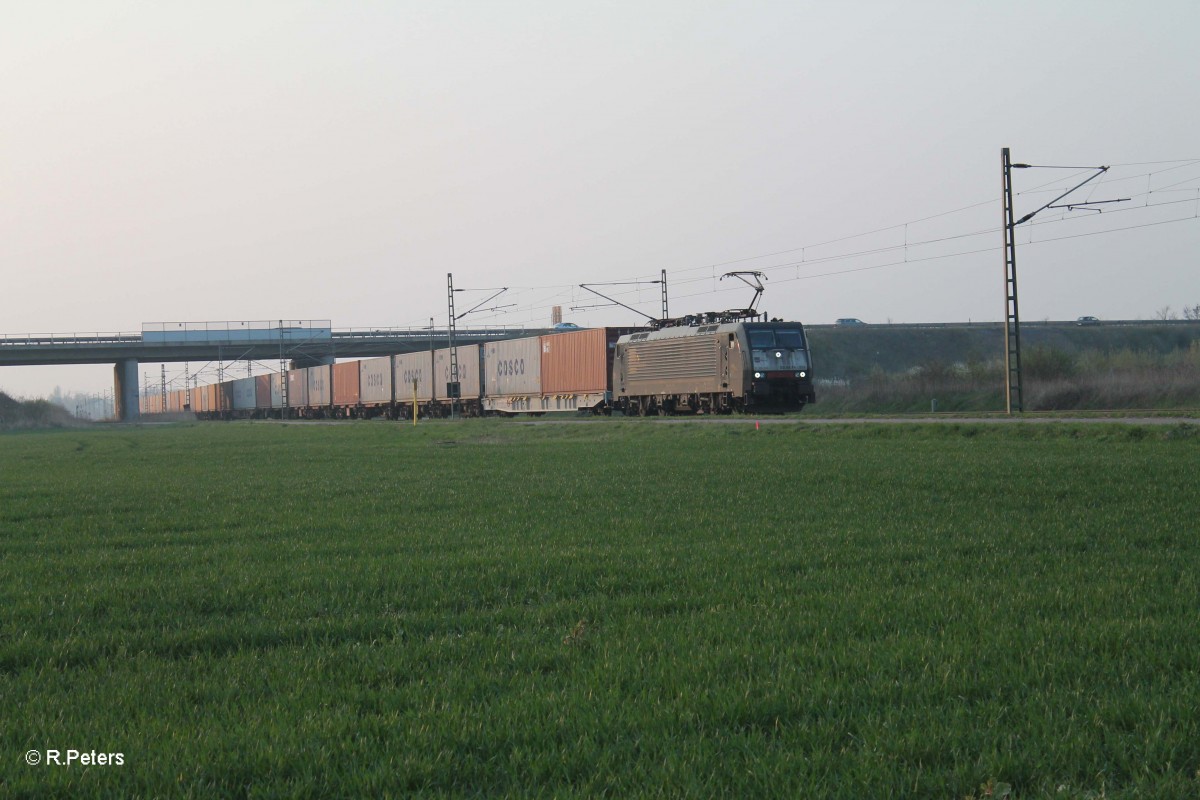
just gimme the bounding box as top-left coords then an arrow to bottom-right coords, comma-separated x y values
748,327 -> 809,371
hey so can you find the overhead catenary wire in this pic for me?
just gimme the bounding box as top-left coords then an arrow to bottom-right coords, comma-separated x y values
467,208 -> 1200,328
459,216 -> 1200,327
608,162 -> 1199,286
395,159 -> 1200,329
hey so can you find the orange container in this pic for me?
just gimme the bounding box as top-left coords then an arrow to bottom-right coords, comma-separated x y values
333,361 -> 361,406
540,328 -> 610,394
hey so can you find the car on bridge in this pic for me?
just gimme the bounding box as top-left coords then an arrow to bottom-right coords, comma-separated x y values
1075,316 -> 1101,326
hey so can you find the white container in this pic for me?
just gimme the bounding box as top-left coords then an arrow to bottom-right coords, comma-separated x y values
483,336 -> 542,411
393,351 -> 434,403
359,357 -> 393,405
434,344 -> 482,400
307,364 -> 332,407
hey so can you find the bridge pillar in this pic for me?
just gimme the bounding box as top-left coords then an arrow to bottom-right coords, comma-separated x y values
114,359 -> 140,421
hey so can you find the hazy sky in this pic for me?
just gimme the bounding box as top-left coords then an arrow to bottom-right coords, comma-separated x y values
3,1 -> 1198,398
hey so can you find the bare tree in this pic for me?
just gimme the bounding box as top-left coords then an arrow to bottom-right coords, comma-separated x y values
1156,305 -> 1179,321
1184,304 -> 1200,321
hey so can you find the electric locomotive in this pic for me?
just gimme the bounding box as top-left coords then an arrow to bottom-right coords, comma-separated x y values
613,319 -> 814,415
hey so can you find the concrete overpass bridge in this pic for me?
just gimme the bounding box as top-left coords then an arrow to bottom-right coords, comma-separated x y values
0,321 -> 550,421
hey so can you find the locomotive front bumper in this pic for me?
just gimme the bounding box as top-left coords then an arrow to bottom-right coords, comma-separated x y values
750,371 -> 815,405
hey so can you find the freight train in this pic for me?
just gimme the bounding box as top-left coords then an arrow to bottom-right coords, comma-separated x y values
142,320 -> 815,418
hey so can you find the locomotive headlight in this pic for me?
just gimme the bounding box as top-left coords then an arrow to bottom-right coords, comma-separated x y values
754,372 -> 762,379
775,351 -> 782,358
798,371 -> 806,378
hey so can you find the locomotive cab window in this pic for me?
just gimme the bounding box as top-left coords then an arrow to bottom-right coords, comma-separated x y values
748,330 -> 775,348
749,327 -> 809,371
775,329 -> 805,349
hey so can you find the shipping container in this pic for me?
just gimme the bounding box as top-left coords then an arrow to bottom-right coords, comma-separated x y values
203,384 -> 218,413
359,357 -> 393,406
271,373 -> 285,409
286,370 -> 309,409
255,374 -> 273,409
332,361 -> 360,407
393,351 -> 434,404
483,336 -> 542,412
433,344 -> 482,402
538,327 -> 618,412
217,381 -> 234,413
307,364 -> 332,408
232,377 -> 257,410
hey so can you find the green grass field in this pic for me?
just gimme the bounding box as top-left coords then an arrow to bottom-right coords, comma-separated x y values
2,420 -> 1199,798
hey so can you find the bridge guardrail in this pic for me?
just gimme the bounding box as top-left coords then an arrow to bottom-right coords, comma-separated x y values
332,326 -> 546,339
0,332 -> 141,345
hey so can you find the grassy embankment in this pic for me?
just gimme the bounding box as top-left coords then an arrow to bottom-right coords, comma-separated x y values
809,324 -> 1200,413
0,392 -> 81,430
2,420 -> 1199,798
